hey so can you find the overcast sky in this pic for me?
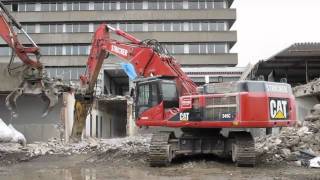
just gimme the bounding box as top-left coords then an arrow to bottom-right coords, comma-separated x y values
231,0 -> 320,66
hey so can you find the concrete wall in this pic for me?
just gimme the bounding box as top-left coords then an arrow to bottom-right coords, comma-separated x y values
84,99 -> 127,138
0,95 -> 62,143
295,96 -> 320,122
11,9 -> 236,22
0,63 -> 23,92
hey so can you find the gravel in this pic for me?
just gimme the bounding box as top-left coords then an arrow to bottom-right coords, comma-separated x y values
256,104 -> 320,164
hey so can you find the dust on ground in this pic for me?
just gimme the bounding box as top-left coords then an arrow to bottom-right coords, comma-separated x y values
1,104 -> 320,179
0,133 -> 319,180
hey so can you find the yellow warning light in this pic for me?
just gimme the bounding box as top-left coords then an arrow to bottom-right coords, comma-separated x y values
232,121 -> 239,126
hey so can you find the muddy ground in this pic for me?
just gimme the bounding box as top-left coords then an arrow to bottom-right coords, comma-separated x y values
0,153 -> 319,180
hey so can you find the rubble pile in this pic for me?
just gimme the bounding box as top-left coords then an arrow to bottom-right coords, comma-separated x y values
0,135 -> 151,165
256,104 -> 320,165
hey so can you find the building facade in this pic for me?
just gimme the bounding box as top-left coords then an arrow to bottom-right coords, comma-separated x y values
0,0 -> 237,82
0,0 -> 238,141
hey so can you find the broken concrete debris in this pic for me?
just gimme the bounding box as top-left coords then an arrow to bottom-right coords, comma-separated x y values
256,104 -> 320,167
0,135 -> 151,165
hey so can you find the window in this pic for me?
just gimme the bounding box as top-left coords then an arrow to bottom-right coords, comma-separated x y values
172,22 -> 181,31
79,24 -> 89,32
164,23 -> 171,31
110,1 -> 117,10
214,0 -> 225,8
127,1 -> 135,10
166,0 -> 173,10
94,2 -> 104,10
65,45 -> 72,55
73,24 -> 80,32
40,46 -> 49,55
173,44 -> 184,54
155,23 -> 163,31
191,22 -> 201,31
199,44 -> 207,53
135,0 -> 143,9
158,1 -> 165,9
0,47 -> 10,56
201,22 -> 209,31
199,0 -> 206,9
148,1 -> 157,10
120,1 -> 126,10
80,2 -> 89,10
209,22 -> 217,31
215,43 -> 226,53
26,3 -> 36,11
56,46 -> 63,55
12,4 -> 18,11
173,0 -> 183,9
25,25 -> 35,33
49,24 -> 56,33
18,3 -> 25,11
57,3 -> 63,11
161,83 -> 178,101
50,3 -> 57,11
66,24 -> 73,33
217,22 -> 225,31
40,3 -> 49,11
189,44 -> 199,54
49,46 -> 56,55
73,2 -> 80,11
208,44 -> 215,53
189,0 -> 198,9
57,24 -> 63,33
133,23 -> 143,32
72,46 -> 79,55
138,84 -> 150,106
79,45 -> 88,55
66,3 -> 72,11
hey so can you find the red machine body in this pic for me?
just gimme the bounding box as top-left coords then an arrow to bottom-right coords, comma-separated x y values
81,23 -> 296,130
76,22 -> 296,166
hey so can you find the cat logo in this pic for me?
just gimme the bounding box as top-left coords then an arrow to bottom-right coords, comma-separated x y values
269,98 -> 288,120
180,112 -> 189,121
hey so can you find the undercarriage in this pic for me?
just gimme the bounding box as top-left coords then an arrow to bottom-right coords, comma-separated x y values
148,129 -> 256,167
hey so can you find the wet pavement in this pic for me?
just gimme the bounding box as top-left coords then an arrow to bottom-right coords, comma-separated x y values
0,154 -> 319,180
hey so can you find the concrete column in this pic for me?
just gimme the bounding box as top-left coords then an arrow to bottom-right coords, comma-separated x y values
63,92 -> 75,143
126,99 -> 137,136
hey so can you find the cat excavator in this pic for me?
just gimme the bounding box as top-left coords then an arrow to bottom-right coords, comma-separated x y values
71,23 -> 297,167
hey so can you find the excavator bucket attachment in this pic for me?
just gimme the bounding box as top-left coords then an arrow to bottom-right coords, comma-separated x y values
5,78 -> 66,118
5,88 -> 23,118
41,86 -> 59,118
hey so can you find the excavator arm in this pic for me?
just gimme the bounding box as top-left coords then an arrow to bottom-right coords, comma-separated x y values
0,2 -> 66,117
71,23 -> 197,140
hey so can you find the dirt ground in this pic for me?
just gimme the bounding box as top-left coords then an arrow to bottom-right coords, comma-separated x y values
0,153 -> 319,180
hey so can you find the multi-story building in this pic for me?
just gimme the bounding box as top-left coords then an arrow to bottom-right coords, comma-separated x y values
0,0 -> 237,89
0,0 -> 238,141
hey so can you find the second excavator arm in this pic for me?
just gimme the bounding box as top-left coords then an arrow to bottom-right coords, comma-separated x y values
0,2 -> 67,117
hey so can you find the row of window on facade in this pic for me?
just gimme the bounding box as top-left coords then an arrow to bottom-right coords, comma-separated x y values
45,67 -> 86,81
9,0 -> 227,12
18,21 -> 228,34
0,43 -> 228,56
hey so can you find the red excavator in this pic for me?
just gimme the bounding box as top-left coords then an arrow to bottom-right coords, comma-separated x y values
0,2 -> 68,117
72,23 -> 297,167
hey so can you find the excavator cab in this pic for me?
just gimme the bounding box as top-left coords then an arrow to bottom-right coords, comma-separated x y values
135,77 -> 179,117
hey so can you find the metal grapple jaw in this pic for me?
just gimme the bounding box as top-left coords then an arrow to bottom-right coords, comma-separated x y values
5,67 -> 71,118
5,79 -> 60,118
